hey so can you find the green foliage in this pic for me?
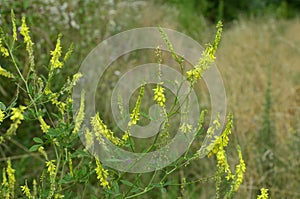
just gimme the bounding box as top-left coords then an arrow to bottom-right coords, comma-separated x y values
164,0 -> 300,23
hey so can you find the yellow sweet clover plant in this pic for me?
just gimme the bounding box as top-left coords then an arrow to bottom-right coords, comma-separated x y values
0,11 -> 270,199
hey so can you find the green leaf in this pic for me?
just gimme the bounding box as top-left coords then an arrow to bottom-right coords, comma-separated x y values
112,181 -> 119,193
130,187 -> 141,193
29,144 -> 40,152
60,174 -> 74,184
33,137 -> 43,144
23,0 -> 29,9
47,128 -> 60,136
0,102 -> 6,110
75,166 -> 87,180
120,180 -> 136,188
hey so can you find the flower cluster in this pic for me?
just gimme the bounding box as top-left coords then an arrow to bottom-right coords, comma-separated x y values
91,113 -> 123,146
95,158 -> 110,189
153,84 -> 166,107
207,114 -> 232,157
187,21 -> 223,84
129,85 -> 145,126
0,66 -> 15,79
206,115 -> 234,180
20,16 -> 34,68
7,159 -> 16,198
46,160 -> 56,178
38,116 -> 50,133
49,34 -> 63,70
45,73 -> 82,114
10,106 -> 26,124
0,37 -> 9,57
231,146 -> 246,191
257,188 -> 269,199
122,131 -> 130,142
46,160 -> 57,198
204,115 -> 247,196
20,180 -> 32,199
0,109 -> 4,124
4,106 -> 27,141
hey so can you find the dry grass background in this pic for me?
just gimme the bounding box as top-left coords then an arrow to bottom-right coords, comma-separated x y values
211,17 -> 300,198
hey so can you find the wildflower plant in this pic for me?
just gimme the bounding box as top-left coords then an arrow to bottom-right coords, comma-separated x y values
0,11 -> 269,199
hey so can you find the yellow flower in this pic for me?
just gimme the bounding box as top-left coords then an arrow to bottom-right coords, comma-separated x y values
20,16 -> 34,68
7,105 -> 27,136
0,66 -> 15,78
72,72 -> 83,85
10,106 -> 26,122
207,114 -> 232,157
54,194 -> 65,199
95,158 -> 110,189
20,17 -> 30,43
46,160 -> 56,199
216,149 -> 232,179
7,159 -> 16,198
257,188 -> 269,199
232,147 -> 246,191
0,109 -> 4,124
122,131 -> 130,142
20,180 -> 32,199
38,116 -> 50,133
129,85 -> 145,126
187,21 -> 223,84
187,68 -> 202,83
50,34 -> 63,70
91,113 -> 123,146
73,90 -> 85,135
153,84 -> 166,107
45,88 -> 67,113
46,160 -> 56,177
0,37 -> 9,57
33,179 -> 37,197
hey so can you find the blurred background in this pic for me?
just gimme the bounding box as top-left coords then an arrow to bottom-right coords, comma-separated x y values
1,0 -> 300,198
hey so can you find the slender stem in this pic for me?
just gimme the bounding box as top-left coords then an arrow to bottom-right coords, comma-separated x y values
8,46 -> 39,116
